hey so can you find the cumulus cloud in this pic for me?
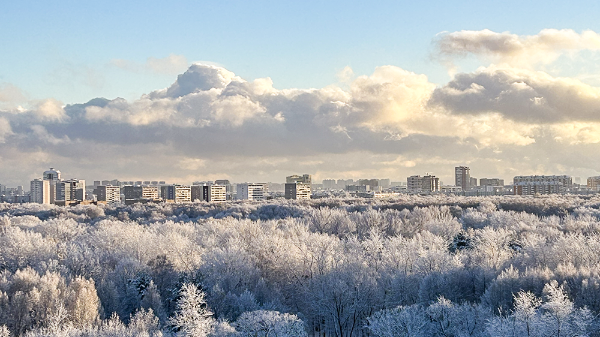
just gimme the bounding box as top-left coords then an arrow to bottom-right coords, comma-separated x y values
434,29 -> 600,67
430,65 -> 600,123
2,61 -> 600,185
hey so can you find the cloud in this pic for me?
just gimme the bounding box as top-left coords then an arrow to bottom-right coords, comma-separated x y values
2,61 -> 600,185
430,65 -> 600,124
434,29 -> 600,68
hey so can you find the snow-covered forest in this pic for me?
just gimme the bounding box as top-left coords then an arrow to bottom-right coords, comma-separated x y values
2,195 -> 600,336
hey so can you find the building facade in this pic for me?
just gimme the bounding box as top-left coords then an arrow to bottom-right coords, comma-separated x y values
286,174 -> 312,184
30,179 -> 50,204
285,183 -> 311,200
513,175 -> 572,195
480,178 -> 505,187
455,166 -> 471,191
236,183 -> 267,201
95,185 -> 121,202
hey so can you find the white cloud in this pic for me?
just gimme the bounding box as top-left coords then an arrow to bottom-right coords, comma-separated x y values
434,29 -> 600,68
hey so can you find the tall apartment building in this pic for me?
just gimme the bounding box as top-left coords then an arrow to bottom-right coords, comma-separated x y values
285,183 -> 311,200
286,174 -> 312,184
587,176 -> 600,191
480,178 -> 505,187
203,185 -> 227,202
123,185 -> 159,201
30,179 -> 50,204
513,175 -> 572,195
407,174 -> 440,193
56,179 -> 85,203
43,168 -> 61,204
237,183 -> 267,201
95,185 -> 121,202
455,166 -> 471,191
161,185 -> 191,202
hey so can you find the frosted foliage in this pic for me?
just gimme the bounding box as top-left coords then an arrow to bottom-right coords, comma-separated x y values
2,195 -> 600,336
170,283 -> 214,337
233,310 -> 306,337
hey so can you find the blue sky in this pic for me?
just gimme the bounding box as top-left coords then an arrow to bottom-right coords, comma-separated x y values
3,0 -> 600,103
3,1 -> 600,185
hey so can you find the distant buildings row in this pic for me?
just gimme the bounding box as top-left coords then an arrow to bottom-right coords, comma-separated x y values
3,167 -> 600,205
26,169 -> 313,205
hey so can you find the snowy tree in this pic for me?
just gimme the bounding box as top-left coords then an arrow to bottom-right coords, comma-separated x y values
233,310 -> 306,337
169,283 -> 214,337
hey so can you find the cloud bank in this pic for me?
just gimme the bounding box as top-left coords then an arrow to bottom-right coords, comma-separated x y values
2,30 -> 600,185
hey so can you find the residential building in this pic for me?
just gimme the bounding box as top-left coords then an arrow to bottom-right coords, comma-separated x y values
455,166 -> 471,191
237,183 -> 267,201
358,179 -> 381,192
203,185 -> 227,202
470,177 -> 478,188
480,178 -> 505,187
407,174 -> 440,193
322,179 -> 337,190
513,175 -> 572,195
285,183 -> 311,200
43,168 -> 61,204
587,176 -> 600,191
286,174 -> 312,184
161,185 -> 191,202
30,179 -> 50,204
123,185 -> 159,201
95,185 -> 121,202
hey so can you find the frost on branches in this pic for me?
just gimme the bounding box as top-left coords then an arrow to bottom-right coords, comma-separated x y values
0,195 -> 600,336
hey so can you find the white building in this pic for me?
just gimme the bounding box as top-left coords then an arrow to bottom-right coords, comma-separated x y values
30,179 -> 50,204
513,175 -> 572,195
237,183 -> 267,201
43,168 -> 61,204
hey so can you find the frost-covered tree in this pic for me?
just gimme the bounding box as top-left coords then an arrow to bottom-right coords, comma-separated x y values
169,283 -> 214,337
233,310 -> 306,337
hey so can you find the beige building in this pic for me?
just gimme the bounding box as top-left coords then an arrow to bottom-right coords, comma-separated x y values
285,182 -> 311,200
161,185 -> 192,202
30,179 -> 50,204
587,176 -> 600,191
407,174 -> 440,193
204,185 -> 226,202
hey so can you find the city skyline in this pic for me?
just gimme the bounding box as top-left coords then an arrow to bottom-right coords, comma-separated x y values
2,2 -> 600,185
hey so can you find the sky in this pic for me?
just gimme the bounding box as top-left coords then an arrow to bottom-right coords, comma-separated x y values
2,1 -> 600,186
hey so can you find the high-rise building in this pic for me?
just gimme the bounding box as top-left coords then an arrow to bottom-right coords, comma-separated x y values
43,168 -> 61,204
203,185 -> 227,202
237,183 -> 267,201
407,174 -> 440,193
56,179 -> 85,203
286,174 -> 311,184
30,179 -> 50,204
455,166 -> 470,191
161,185 -> 191,202
123,185 -> 159,201
95,185 -> 121,202
285,183 -> 311,200
513,175 -> 572,195
587,176 -> 600,191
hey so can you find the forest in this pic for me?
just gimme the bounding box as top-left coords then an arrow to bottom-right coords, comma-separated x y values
1,194 -> 600,336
